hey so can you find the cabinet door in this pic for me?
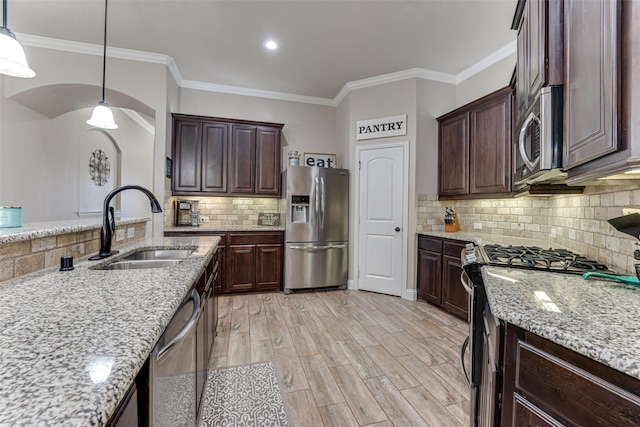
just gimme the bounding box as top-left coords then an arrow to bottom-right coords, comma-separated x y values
469,91 -> 512,195
563,0 -> 620,169
438,113 -> 469,196
255,244 -> 282,291
255,127 -> 281,196
526,0 -> 545,104
173,120 -> 202,193
229,125 -> 256,194
515,15 -> 528,121
227,245 -> 256,292
512,394 -> 563,427
417,249 -> 441,305
442,254 -> 468,321
202,122 -> 228,193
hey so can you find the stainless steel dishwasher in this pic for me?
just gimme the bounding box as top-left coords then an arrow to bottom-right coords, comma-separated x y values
150,288 -> 201,427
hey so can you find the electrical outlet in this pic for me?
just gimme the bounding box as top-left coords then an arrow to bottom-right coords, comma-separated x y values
550,228 -> 557,238
116,229 -> 125,241
127,227 -> 135,239
200,216 -> 210,223
473,222 -> 482,230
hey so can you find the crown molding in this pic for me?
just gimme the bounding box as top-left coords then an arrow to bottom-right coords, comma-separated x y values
17,33 -> 516,107
180,79 -> 336,106
455,40 -> 517,84
17,33 -> 171,65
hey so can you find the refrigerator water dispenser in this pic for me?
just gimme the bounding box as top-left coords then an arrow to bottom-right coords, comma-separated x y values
291,195 -> 310,223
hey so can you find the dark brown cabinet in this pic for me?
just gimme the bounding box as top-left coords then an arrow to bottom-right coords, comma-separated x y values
416,235 -> 470,321
512,0 -> 563,123
438,87 -> 513,200
173,119 -> 228,193
227,232 -> 283,293
172,114 -> 283,197
563,0 -> 620,170
165,230 -> 283,294
501,324 -> 640,426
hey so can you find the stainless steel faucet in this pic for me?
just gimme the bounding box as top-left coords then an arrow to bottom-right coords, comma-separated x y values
89,185 -> 162,260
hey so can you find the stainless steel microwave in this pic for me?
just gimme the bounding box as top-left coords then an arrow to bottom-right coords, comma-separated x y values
513,85 -> 565,187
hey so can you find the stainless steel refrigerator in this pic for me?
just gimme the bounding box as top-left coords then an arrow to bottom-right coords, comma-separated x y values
283,166 -> 349,293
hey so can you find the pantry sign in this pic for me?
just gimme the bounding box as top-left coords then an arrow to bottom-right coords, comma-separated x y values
356,114 -> 407,141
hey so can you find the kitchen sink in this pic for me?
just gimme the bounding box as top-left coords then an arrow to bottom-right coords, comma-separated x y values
121,249 -> 194,261
98,259 -> 185,270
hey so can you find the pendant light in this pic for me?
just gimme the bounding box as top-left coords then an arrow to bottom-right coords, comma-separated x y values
87,0 -> 117,129
0,0 -> 35,78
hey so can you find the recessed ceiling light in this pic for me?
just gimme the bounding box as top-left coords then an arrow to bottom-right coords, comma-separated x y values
264,40 -> 278,50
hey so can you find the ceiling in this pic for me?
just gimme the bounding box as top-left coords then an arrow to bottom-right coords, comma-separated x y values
8,0 -> 517,101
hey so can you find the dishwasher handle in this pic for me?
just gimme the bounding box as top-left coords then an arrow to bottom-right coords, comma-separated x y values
288,244 -> 346,251
156,290 -> 201,361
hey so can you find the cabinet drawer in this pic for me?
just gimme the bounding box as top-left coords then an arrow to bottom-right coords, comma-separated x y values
418,236 -> 442,252
228,232 -> 283,245
515,340 -> 640,426
443,240 -> 468,257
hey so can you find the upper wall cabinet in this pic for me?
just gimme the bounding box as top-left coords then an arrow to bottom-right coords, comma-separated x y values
512,0 -> 564,125
172,114 -> 284,197
438,86 -> 513,200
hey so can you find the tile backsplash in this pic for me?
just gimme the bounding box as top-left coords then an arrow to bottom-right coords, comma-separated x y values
417,184 -> 640,275
164,193 -> 284,227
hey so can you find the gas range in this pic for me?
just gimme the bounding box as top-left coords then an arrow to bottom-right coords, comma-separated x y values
465,243 -> 613,275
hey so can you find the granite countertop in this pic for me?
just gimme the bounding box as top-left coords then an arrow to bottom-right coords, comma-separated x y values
165,225 -> 285,232
0,217 -> 150,244
482,266 -> 640,380
418,231 -> 640,380
0,235 -> 220,426
417,230 -> 559,248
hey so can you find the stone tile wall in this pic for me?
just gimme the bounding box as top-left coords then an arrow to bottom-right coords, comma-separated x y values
0,221 -> 147,283
417,184 -> 640,275
164,193 -> 284,227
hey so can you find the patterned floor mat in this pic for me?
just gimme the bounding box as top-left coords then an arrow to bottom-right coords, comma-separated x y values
199,361 -> 291,427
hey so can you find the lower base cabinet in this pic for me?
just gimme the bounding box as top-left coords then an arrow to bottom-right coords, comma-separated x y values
501,324 -> 640,426
165,231 -> 283,294
416,235 -> 471,321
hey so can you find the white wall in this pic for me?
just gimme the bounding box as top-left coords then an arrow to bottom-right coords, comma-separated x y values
177,89 -> 339,169
455,53 -> 516,107
0,46 -> 167,232
342,78 -> 418,297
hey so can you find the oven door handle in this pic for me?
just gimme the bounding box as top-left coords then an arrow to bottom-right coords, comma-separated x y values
460,270 -> 473,295
460,335 -> 472,389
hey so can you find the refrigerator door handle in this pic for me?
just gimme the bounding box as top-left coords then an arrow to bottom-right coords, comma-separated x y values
288,244 -> 347,251
320,176 -> 325,229
314,176 -> 320,222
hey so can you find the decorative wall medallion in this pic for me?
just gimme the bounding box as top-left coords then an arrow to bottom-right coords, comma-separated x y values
89,149 -> 110,186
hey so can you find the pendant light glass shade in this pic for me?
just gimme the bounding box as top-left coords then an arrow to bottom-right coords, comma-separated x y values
87,101 -> 118,129
88,0 -> 117,129
0,0 -> 35,78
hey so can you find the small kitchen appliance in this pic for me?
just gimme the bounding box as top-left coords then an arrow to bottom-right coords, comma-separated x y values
175,200 -> 199,226
460,242 -> 614,426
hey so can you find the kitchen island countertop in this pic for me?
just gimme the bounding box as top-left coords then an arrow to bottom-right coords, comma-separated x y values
0,235 -> 219,426
482,265 -> 640,381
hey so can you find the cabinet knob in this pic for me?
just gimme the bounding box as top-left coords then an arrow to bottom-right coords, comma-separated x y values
395,227 -> 401,232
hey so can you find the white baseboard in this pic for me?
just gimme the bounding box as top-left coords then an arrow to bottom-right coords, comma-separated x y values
347,279 -> 355,290
404,288 -> 417,301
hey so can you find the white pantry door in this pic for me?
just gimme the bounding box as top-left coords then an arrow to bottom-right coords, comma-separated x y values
357,144 -> 406,296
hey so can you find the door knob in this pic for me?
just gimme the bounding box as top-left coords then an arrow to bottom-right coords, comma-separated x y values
395,227 -> 401,232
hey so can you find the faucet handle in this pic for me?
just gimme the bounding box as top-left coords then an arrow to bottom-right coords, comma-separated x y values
109,206 -> 116,231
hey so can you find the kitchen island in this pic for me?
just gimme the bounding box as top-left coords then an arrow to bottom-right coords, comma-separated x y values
0,234 -> 219,425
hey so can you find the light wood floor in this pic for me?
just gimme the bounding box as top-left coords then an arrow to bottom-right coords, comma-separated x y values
210,289 -> 471,427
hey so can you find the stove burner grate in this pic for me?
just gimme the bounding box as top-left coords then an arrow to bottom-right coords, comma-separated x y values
481,244 -> 611,274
